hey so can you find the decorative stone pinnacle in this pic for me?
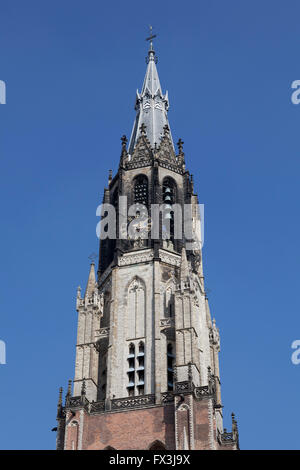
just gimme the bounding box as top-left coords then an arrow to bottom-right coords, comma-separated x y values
121,135 -> 127,148
66,379 -> 72,400
58,387 -> 63,406
177,138 -> 184,153
140,123 -> 146,134
81,378 -> 86,396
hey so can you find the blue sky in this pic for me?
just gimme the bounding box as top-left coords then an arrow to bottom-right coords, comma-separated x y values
0,0 -> 300,449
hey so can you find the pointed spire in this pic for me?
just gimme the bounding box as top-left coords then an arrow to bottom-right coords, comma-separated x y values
84,263 -> 97,299
205,297 -> 212,328
190,174 -> 194,192
177,138 -> 184,154
231,412 -> 239,448
128,32 -> 174,154
65,379 -> 72,405
76,285 -> 82,310
57,387 -> 63,407
121,134 -> 128,152
120,135 -> 128,167
56,387 -> 63,419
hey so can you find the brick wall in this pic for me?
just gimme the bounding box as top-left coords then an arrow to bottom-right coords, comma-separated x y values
63,399 -> 237,450
65,405 -> 175,450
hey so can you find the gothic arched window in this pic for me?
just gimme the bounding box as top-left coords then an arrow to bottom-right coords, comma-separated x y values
127,277 -> 146,339
134,175 -> 148,207
163,178 -> 176,204
99,350 -> 108,400
69,420 -> 79,450
165,286 -> 174,318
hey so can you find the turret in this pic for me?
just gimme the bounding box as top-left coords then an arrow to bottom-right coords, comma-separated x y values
73,263 -> 103,401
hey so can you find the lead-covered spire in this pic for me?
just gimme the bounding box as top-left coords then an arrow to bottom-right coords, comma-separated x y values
128,33 -> 174,154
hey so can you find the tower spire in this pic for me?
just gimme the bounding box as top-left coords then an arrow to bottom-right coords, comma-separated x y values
57,35 -> 240,452
128,28 -> 174,154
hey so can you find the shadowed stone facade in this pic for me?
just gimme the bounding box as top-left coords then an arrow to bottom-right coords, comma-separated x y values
55,39 -> 239,451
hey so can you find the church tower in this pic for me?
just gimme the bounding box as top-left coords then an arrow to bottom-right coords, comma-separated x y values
55,37 -> 239,451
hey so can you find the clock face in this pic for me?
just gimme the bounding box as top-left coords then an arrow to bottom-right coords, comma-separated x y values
126,215 -> 152,240
119,215 -> 149,240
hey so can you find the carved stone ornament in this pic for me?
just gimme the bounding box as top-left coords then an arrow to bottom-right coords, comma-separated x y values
119,250 -> 154,266
128,277 -> 145,292
111,394 -> 155,410
159,250 -> 181,267
211,319 -> 220,349
157,133 -> 176,162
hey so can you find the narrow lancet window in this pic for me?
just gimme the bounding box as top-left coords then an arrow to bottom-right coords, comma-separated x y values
127,343 -> 135,396
137,342 -> 145,395
167,343 -> 175,391
165,287 -> 174,318
134,175 -> 148,207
